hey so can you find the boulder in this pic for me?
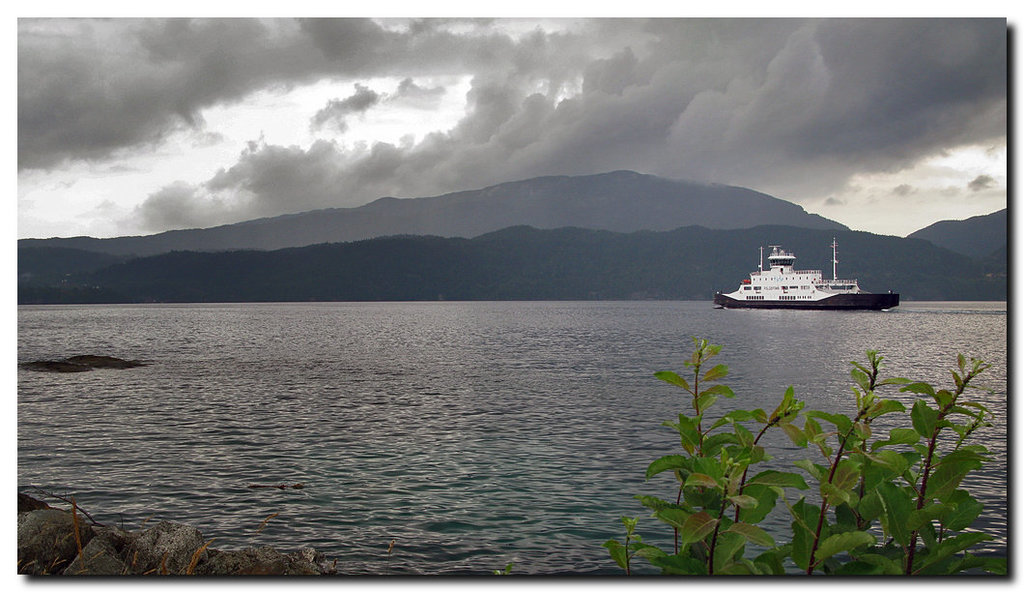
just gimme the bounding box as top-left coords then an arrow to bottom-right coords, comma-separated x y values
19,492 -> 52,512
19,360 -> 94,373
63,530 -> 129,575
20,355 -> 147,373
17,508 -> 95,575
193,546 -> 334,576
16,494 -> 338,576
65,355 -> 147,369
126,521 -> 207,575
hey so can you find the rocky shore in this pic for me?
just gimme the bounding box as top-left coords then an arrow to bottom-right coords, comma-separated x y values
17,493 -> 338,576
19,354 -> 148,373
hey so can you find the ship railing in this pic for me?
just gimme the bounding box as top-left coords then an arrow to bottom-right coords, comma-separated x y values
750,270 -> 821,277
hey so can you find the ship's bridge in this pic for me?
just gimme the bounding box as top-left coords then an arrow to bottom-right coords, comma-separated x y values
767,246 -> 796,269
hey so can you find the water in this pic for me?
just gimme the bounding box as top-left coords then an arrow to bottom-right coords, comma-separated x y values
17,301 -> 1007,574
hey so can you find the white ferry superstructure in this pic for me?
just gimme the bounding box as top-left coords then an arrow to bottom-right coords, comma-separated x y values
713,239 -> 899,310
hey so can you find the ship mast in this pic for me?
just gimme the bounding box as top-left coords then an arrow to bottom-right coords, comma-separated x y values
831,238 -> 838,280
759,245 -> 763,272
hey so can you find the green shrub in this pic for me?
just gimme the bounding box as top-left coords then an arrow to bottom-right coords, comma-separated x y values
605,338 -> 1005,575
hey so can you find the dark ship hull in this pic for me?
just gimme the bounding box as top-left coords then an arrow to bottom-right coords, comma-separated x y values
714,292 -> 899,310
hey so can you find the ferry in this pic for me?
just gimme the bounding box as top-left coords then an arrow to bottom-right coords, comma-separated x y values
713,240 -> 899,310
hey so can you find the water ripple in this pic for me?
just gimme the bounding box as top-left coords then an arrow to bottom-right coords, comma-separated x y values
18,301 -> 1006,574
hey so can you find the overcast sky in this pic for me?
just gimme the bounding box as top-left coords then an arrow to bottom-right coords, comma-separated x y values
17,16 -> 1007,239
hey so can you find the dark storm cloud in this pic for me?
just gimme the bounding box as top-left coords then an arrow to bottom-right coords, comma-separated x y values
310,84 -> 384,132
390,78 -> 447,108
968,174 -> 996,192
18,17 -> 570,171
18,19 -> 326,170
20,18 -> 1007,234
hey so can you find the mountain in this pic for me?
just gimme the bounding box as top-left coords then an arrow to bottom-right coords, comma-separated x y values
19,225 -> 1005,304
18,171 -> 846,257
907,209 -> 1006,259
17,247 -> 126,285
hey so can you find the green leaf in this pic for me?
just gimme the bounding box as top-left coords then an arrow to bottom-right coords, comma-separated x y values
793,459 -> 826,480
870,427 -> 920,451
834,561 -> 885,575
913,532 -> 992,574
733,422 -> 754,447
602,539 -> 628,571
654,370 -> 691,391
700,383 -> 735,399
879,376 -> 912,386
959,400 -> 993,415
863,449 -> 909,475
925,456 -> 982,501
867,399 -> 906,419
814,531 -> 875,563
665,414 -> 701,454
934,389 -> 954,409
725,408 -> 758,422
629,542 -> 666,562
908,502 -> 950,531
857,490 -> 883,522
806,410 -> 853,433
851,367 -> 872,393
645,454 -> 690,480
877,481 -> 914,547
943,490 -> 984,531
835,553 -> 903,575
653,508 -> 692,531
701,432 -> 738,457
726,522 -> 774,547
649,553 -> 706,575
695,392 -> 719,413
678,511 -> 719,544
902,381 -> 936,397
804,416 -> 822,437
833,503 -> 858,532
752,548 -> 787,575
820,481 -> 851,506
685,472 -> 721,489
831,459 -> 861,490
788,499 -> 818,570
769,386 -> 797,421
727,494 -> 759,510
712,531 -> 746,573
634,495 -> 677,513
702,363 -> 729,383
737,484 -> 778,524
911,400 -> 940,438
781,422 -> 808,446
948,555 -> 1007,576
748,469 -> 809,489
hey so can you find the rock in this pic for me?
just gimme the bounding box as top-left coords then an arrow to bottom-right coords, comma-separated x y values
19,492 -> 52,512
17,508 -> 95,575
65,355 -> 147,369
193,546 -> 333,576
127,521 -> 207,575
16,493 -> 338,576
20,355 -> 147,373
63,530 -> 128,575
20,360 -> 94,373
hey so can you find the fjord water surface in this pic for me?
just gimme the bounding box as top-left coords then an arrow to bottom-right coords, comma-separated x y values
18,301 -> 1007,574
